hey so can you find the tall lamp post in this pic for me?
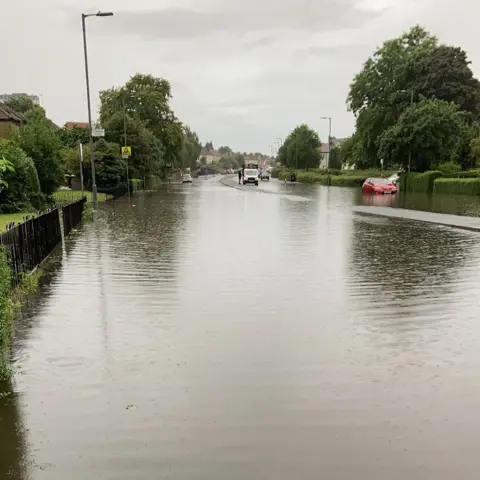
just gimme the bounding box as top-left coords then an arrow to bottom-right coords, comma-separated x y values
82,11 -> 114,212
320,117 -> 332,169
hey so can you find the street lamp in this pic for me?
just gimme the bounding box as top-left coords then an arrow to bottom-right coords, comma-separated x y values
320,117 -> 332,169
81,11 -> 114,212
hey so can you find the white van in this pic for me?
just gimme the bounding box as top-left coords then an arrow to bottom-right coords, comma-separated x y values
243,169 -> 259,186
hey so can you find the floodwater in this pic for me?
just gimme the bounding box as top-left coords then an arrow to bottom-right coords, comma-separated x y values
2,177 -> 480,479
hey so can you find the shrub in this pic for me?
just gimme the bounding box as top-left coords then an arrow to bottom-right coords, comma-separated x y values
130,178 -> 142,192
296,172 -> 330,184
443,169 -> 480,178
433,162 -> 462,175
405,171 -> 443,193
433,178 -> 480,195
0,247 -> 13,381
330,175 -> 366,187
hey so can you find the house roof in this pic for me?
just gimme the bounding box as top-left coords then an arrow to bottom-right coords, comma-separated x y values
65,121 -> 89,130
0,104 -> 23,123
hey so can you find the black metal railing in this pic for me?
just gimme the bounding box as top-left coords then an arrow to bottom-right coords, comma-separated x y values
0,209 -> 62,287
62,197 -> 86,237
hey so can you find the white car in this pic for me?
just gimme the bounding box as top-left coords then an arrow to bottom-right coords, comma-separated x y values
259,170 -> 270,181
182,174 -> 192,183
388,172 -> 400,184
243,168 -> 259,186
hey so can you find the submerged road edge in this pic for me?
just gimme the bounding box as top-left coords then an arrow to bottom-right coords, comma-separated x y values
352,205 -> 480,233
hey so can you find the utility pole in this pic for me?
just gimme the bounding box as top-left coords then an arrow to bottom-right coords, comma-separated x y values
81,11 -> 113,212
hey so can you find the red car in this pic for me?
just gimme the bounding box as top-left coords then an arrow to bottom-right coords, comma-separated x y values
362,177 -> 397,195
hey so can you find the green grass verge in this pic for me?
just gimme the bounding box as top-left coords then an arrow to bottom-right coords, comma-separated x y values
52,190 -> 112,205
433,178 -> 480,196
0,213 -> 34,232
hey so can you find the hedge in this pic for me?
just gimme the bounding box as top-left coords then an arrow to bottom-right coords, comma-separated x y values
296,172 -> 330,184
330,175 -> 367,187
433,178 -> 480,196
404,171 -> 444,193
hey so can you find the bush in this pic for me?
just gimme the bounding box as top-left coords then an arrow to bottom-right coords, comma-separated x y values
0,247 -> 13,381
296,172 -> 330,184
130,178 -> 142,192
433,178 -> 480,195
433,162 -> 462,175
0,139 -> 42,213
443,169 -> 480,178
330,175 -> 366,187
405,171 -> 443,193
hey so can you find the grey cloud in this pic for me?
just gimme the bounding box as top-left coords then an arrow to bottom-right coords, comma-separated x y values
93,1 -> 385,40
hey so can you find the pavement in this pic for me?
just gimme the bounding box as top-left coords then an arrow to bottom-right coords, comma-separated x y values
353,205 -> 480,232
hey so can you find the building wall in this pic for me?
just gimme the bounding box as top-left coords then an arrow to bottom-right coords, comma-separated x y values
0,121 -> 20,139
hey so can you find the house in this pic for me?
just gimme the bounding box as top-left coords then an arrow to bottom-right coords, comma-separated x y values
197,147 -> 221,165
0,104 -> 23,139
65,121 -> 89,130
318,137 -> 348,168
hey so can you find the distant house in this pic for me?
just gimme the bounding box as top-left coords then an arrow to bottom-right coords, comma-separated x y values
197,147 -> 221,165
0,104 -> 23,139
318,137 -> 347,168
65,121 -> 89,130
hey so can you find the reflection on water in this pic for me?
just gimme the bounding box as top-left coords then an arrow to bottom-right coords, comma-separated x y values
2,180 -> 480,479
358,189 -> 480,216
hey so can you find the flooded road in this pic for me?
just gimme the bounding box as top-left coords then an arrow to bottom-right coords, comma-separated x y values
3,177 -> 480,479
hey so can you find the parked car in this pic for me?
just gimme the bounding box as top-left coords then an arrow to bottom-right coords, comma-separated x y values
362,178 -> 397,195
182,174 -> 193,183
243,168 -> 259,186
260,170 -> 270,181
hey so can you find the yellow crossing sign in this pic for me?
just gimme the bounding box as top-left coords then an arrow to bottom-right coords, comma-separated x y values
121,146 -> 131,158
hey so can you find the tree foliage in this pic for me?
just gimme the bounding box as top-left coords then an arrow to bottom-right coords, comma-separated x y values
99,73 -> 185,171
378,99 -> 463,172
347,25 -> 480,170
278,124 -> 321,169
4,96 -> 36,115
0,140 -> 41,212
180,126 -> 202,171
58,125 -> 89,149
12,107 -> 63,196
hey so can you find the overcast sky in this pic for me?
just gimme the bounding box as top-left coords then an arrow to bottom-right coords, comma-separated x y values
1,0 -> 477,153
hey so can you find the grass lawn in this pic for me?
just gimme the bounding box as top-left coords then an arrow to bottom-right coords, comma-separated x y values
0,212 -> 34,232
53,190 -> 112,205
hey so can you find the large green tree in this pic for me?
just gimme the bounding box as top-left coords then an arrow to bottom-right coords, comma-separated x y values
378,99 -> 463,172
4,96 -> 35,115
180,126 -> 202,171
58,124 -> 89,149
0,140 -> 41,212
99,74 -> 183,169
12,107 -> 63,196
278,124 -> 321,169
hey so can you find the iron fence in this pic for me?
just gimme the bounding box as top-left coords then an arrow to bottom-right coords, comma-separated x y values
62,197 -> 86,237
0,209 -> 62,287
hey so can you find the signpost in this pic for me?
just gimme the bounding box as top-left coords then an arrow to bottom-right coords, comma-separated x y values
121,146 -> 131,159
92,128 -> 105,137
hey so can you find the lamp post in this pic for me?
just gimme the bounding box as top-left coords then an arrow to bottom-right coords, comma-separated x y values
82,11 -> 114,212
320,117 -> 332,169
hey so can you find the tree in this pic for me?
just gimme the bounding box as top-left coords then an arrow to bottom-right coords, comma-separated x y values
102,112 -> 164,178
83,139 -> 125,188
200,156 -> 207,166
99,73 -> 183,169
218,146 -> 232,156
404,45 -> 480,116
348,26 -> 437,167
278,124 -> 321,169
58,125 -> 89,149
12,107 -> 63,196
4,96 -> 36,115
233,152 -> 245,167
0,140 -> 41,212
378,99 -> 463,172
180,126 -> 201,171
0,156 -> 15,189
204,141 -> 214,151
